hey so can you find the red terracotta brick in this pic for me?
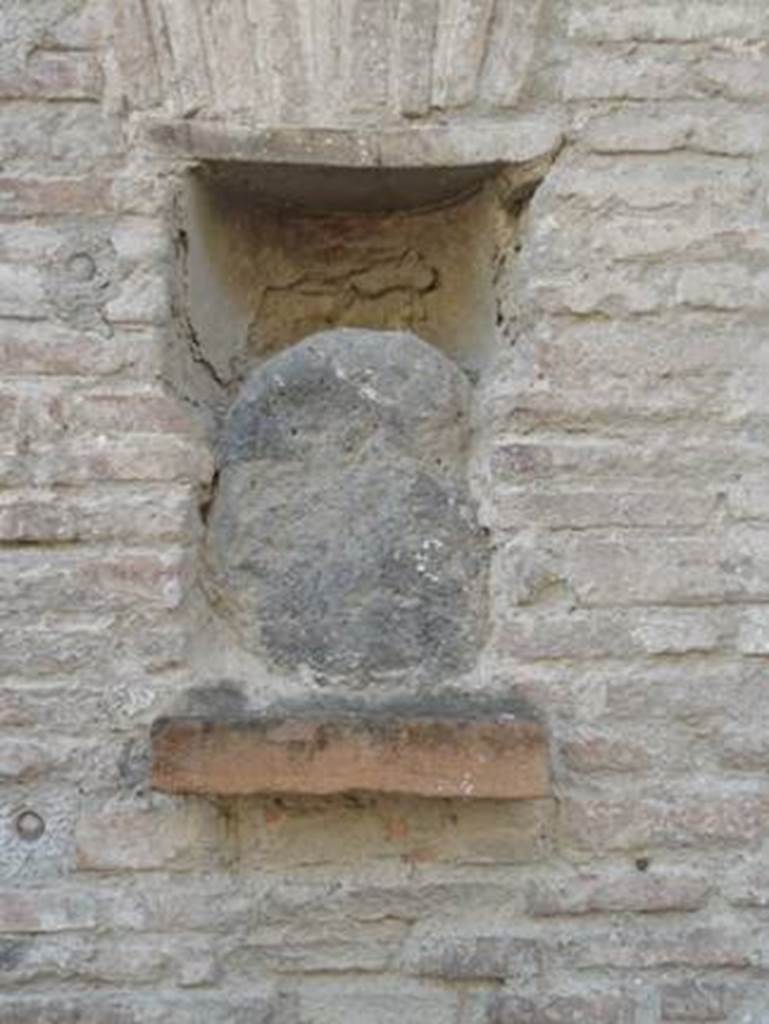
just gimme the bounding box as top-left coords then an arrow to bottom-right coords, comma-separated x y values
151,711 -> 550,799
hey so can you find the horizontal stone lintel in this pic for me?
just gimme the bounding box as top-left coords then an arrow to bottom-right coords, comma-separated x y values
151,710 -> 550,800
140,116 -> 563,211
143,116 -> 564,168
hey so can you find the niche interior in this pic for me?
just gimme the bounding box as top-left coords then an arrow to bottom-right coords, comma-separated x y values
152,139 -> 550,801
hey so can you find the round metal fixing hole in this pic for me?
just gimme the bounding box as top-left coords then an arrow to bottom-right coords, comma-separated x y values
15,810 -> 45,842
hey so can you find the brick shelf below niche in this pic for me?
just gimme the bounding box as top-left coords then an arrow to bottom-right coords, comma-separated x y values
150,705 -> 550,800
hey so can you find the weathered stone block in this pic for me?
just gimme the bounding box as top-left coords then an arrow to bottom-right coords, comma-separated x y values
488,990 -> 635,1024
526,870 -> 710,917
75,805 -> 226,872
659,978 -> 746,1021
562,792 -> 769,852
0,993 -> 282,1024
0,889 -> 100,934
404,932 -> 541,981
570,925 -> 760,970
205,329 -> 489,686
294,977 -> 457,1024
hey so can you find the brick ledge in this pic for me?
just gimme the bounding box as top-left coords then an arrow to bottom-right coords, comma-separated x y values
150,705 -> 550,800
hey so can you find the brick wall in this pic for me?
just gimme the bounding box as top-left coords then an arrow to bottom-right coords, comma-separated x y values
2,1 -> 769,1021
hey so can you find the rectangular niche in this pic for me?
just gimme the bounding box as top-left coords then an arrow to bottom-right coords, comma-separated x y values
161,125 -> 552,432
150,125 -> 557,800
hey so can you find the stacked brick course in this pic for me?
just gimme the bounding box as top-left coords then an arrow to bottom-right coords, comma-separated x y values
2,1 -> 769,1021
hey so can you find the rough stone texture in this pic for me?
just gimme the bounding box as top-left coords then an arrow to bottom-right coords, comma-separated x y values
3,1 -> 769,1021
109,0 -> 546,123
205,329 -> 489,687
174,177 -> 505,420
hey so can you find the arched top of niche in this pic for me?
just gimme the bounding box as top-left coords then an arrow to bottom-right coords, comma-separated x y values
110,0 -> 551,125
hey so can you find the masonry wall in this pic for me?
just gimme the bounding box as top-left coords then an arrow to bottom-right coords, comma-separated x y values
3,2 -> 769,1022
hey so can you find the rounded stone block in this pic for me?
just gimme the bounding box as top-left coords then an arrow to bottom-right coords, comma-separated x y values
204,328 -> 489,686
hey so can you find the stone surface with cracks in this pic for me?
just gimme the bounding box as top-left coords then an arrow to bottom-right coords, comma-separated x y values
6,0 -> 769,1019
205,328 -> 489,687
